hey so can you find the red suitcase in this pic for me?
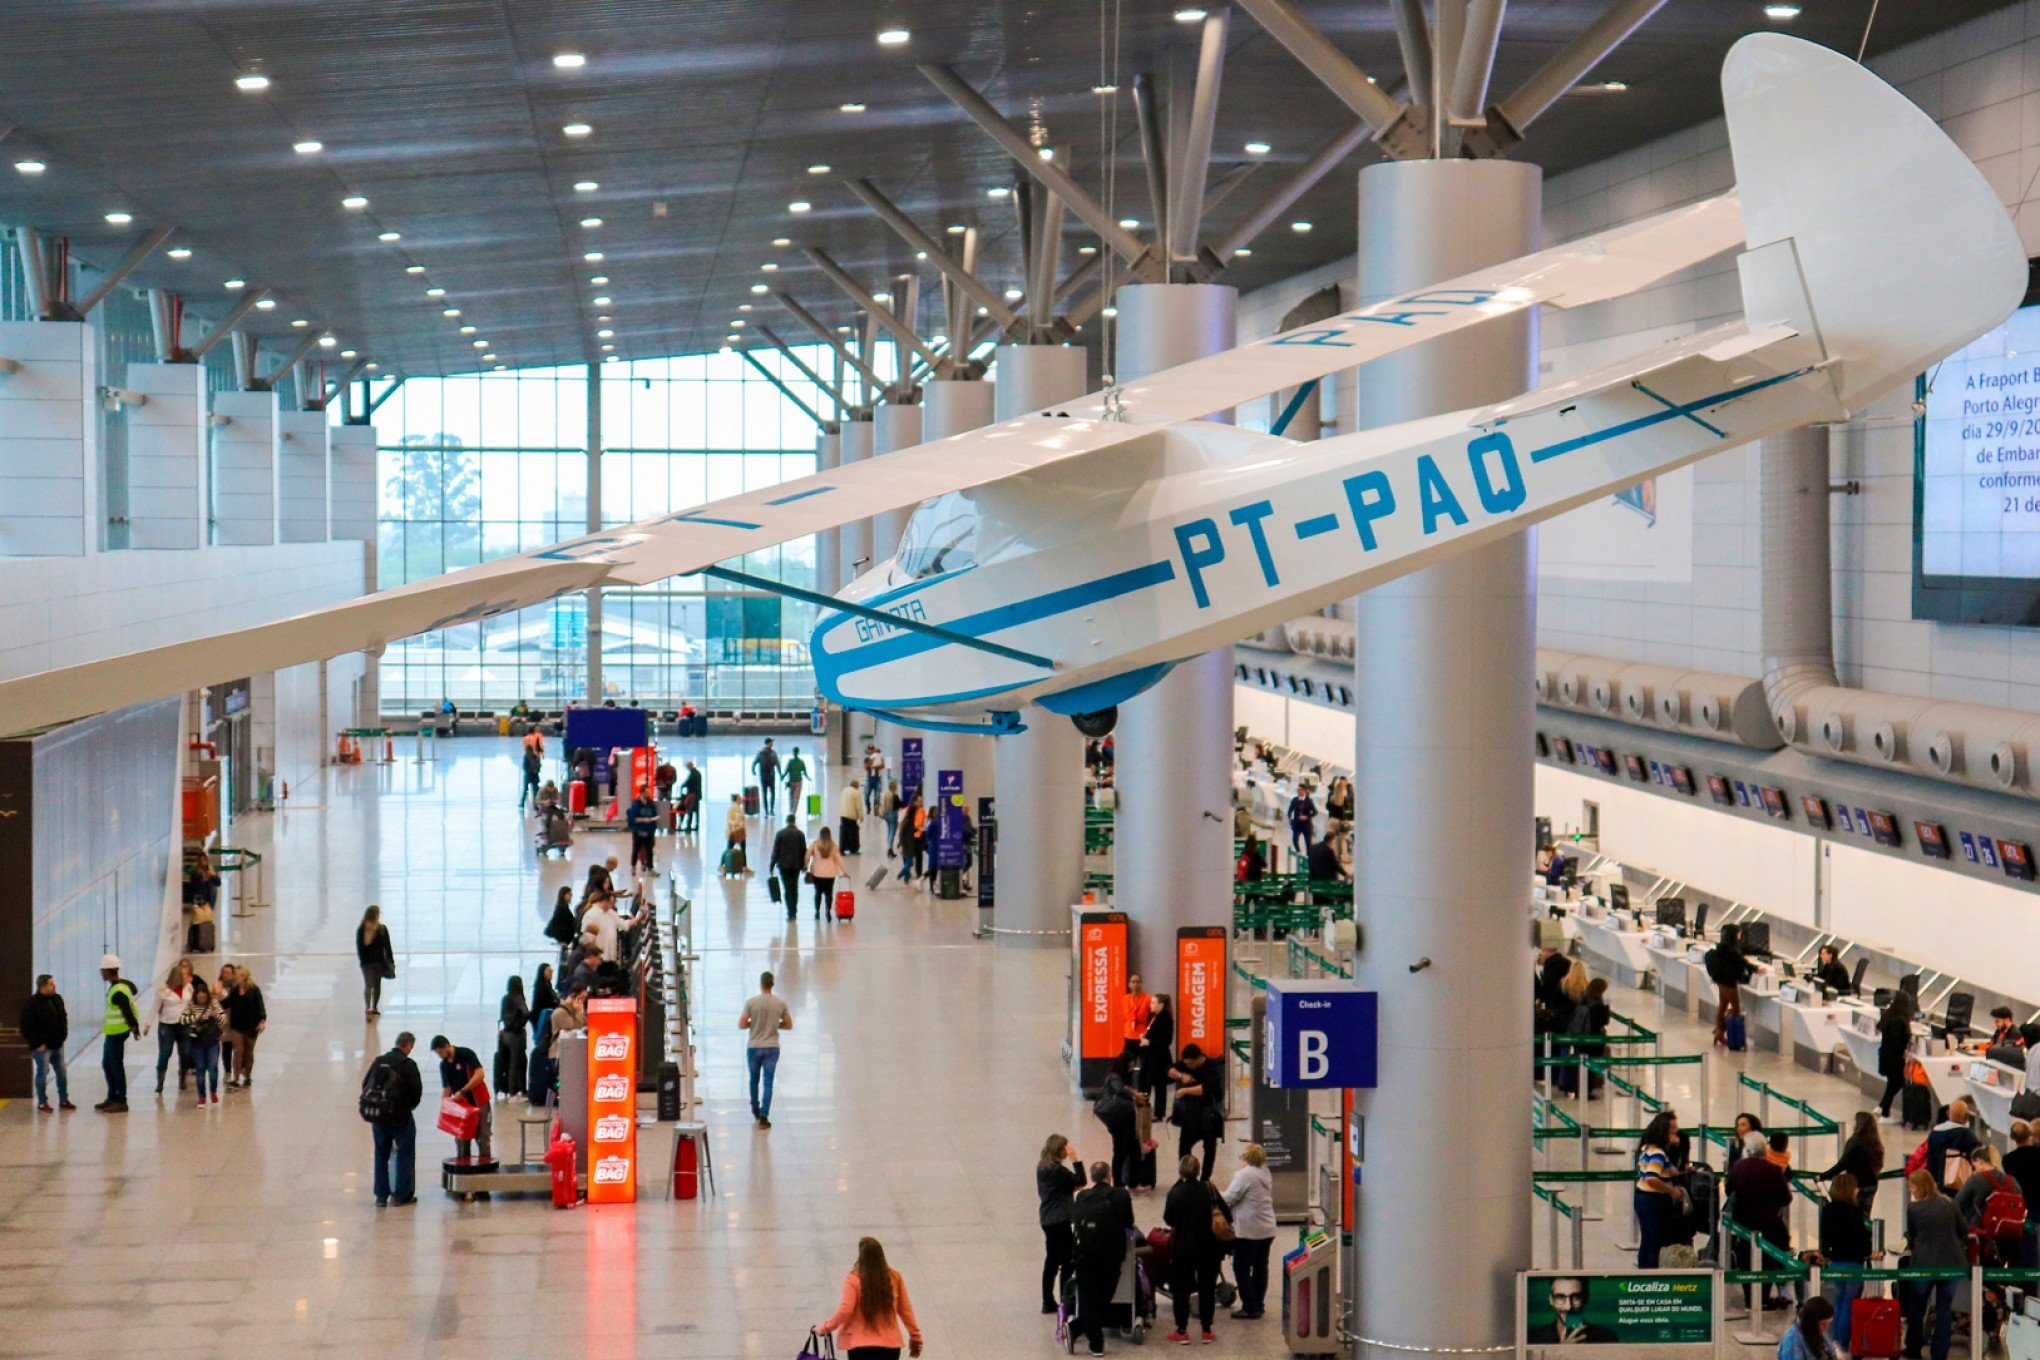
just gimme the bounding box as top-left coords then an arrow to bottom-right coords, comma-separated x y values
835,889 -> 855,920
1851,1295 -> 1901,1359
567,779 -> 588,814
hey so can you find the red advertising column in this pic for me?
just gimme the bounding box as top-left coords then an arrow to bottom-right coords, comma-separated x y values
1175,927 -> 1227,1061
586,997 -> 638,1204
1075,911 -> 1128,1092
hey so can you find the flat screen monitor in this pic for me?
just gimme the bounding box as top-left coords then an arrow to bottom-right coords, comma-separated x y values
1913,268 -> 2040,628
1655,896 -> 1687,930
1536,732 -> 1550,759
1623,754 -> 1648,782
1915,821 -> 1951,858
1802,795 -> 1832,829
1609,883 -> 1630,911
1741,921 -> 1772,957
1707,774 -> 1734,806
2002,840 -> 2037,881
1553,737 -> 1574,764
1594,747 -> 1617,775
1867,810 -> 1902,848
1669,765 -> 1696,796
1759,786 -> 1790,820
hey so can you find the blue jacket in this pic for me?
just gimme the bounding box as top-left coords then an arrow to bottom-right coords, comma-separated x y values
626,799 -> 659,834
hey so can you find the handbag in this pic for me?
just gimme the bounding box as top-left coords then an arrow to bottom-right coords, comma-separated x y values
797,1329 -> 837,1360
1209,1185 -> 1236,1243
768,875 -> 782,904
437,1094 -> 481,1140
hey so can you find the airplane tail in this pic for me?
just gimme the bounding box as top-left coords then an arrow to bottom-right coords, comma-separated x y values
1722,34 -> 2026,413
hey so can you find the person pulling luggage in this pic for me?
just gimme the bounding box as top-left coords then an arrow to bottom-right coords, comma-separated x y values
1070,1162 -> 1135,1358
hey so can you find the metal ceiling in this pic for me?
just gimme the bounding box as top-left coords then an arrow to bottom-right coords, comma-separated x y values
0,0 -> 2015,379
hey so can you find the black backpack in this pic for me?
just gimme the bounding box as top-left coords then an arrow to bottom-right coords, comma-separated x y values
359,1054 -> 402,1123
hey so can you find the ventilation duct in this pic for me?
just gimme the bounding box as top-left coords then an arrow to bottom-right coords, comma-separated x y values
1536,649 -> 1779,748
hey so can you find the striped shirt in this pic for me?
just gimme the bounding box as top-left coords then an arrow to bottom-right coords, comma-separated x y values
1637,1144 -> 1672,1193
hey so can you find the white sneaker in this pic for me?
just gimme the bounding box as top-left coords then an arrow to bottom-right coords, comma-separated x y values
1878,1112 -> 1901,1124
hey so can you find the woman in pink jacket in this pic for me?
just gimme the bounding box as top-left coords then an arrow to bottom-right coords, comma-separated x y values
816,1237 -> 923,1359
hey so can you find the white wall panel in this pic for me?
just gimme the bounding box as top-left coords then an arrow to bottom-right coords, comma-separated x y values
1825,843 -> 2040,999
124,363 -> 208,550
0,320 -> 97,556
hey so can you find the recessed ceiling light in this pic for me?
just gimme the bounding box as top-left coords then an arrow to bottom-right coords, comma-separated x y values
291,318 -> 309,328
1234,247 -> 1253,257
406,264 -> 426,274
378,231 -> 401,242
597,328 -> 615,338
495,364 -> 507,370
945,224 -> 966,235
1291,220 -> 1313,233
580,217 -> 602,228
366,362 -> 380,371
735,305 -> 750,313
223,279 -> 245,290
1244,141 -> 1271,155
772,237 -> 791,247
598,313 -> 614,321
472,339 -> 488,348
255,298 -> 276,310
167,247 -> 193,260
589,274 -> 609,285
837,326 -> 853,334
601,343 -> 615,352
14,159 -> 46,175
877,28 -> 911,45
235,74 -> 271,92
760,263 -> 779,272
563,123 -> 592,138
481,354 -> 495,362
872,291 -> 892,303
442,308 -> 461,317
730,319 -> 746,328
459,325 -> 477,334
1092,83 -> 1118,95
318,334 -> 337,347
808,163 -> 831,175
1077,244 -> 1097,255
574,180 -> 598,193
1103,305 -> 1119,318
553,52 -> 586,68
986,186 -> 1009,199
1763,3 -> 1800,17
605,355 -> 620,363
583,251 -> 604,263
915,250 -> 927,260
725,335 -> 740,344
1117,217 -> 1139,229
592,295 -> 613,306
1174,7 -> 1207,21
973,308 -> 987,318
1003,287 -> 1023,301
788,200 -> 811,213
104,212 -> 133,225
342,195 -> 368,209
426,286 -> 446,297
839,102 -> 867,113
750,283 -> 768,294
1038,147 -> 1056,162
340,349 -> 358,359
294,140 -> 323,155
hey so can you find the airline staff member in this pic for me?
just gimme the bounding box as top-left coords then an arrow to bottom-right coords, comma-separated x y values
1122,975 -> 1155,1063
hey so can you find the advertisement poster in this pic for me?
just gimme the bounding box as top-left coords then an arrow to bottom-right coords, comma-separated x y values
1523,1272 -> 1713,1347
1076,912 -> 1128,1061
976,797 -> 996,909
932,769 -> 967,869
900,737 -> 924,797
1176,927 -> 1228,1058
586,997 -> 638,1204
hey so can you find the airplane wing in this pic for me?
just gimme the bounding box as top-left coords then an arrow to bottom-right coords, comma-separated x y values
1073,190 -> 1745,425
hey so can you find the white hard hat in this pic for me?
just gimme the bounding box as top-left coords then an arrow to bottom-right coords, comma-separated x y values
100,953 -> 121,970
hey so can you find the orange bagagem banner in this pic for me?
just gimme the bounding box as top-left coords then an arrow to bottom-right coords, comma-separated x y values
586,997 -> 638,1204
1077,912 -> 1128,1061
1175,926 -> 1227,1059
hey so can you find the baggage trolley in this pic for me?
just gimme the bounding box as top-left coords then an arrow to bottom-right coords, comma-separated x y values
1056,1236 -> 1153,1351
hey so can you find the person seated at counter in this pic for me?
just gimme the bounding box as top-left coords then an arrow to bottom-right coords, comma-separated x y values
1924,1099 -> 1982,1194
1539,848 -> 1570,888
1984,1006 -> 2021,1060
1812,946 -> 1853,997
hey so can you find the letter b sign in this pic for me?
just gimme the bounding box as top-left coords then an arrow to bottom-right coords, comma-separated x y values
1264,979 -> 1377,1090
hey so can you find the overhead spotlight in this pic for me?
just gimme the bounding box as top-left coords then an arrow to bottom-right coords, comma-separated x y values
1290,220 -> 1313,233
975,306 -> 988,317
223,279 -> 245,290
366,362 -> 380,371
378,231 -> 401,242
580,216 -> 603,228
426,286 -> 447,297
839,102 -> 867,113
986,186 -> 1010,199
589,274 -> 609,285
725,335 -> 740,344
597,328 -> 615,338
167,247 -> 193,260
583,251 -> 604,262
553,52 -> 586,68
405,264 -> 426,274
877,28 -> 911,45
235,74 -> 271,92
318,334 -> 338,347
1077,244 -> 1097,255
563,123 -> 593,138
1244,141 -> 1271,155
601,343 -> 615,352
481,354 -> 495,362
254,298 -> 277,310
1003,287 -> 1023,301
730,319 -> 746,328
14,159 -> 46,175
772,237 -> 792,247
342,195 -> 368,209
788,200 -> 812,213
104,212 -> 133,225
1102,305 -> 1119,318
291,318 -> 309,328
293,140 -> 323,155
915,250 -> 927,260
472,339 -> 488,348
495,364 -> 507,370
574,180 -> 599,193
1234,247 -> 1253,257
592,295 -> 613,306
760,263 -> 778,272
1038,147 -> 1056,162
945,224 -> 967,235
1117,217 -> 1139,229
459,324 -> 477,334
442,307 -> 461,317
750,283 -> 768,294
872,291 -> 891,303
735,305 -> 750,313
836,325 -> 853,334
1091,83 -> 1119,95
1173,7 -> 1208,21
339,348 -> 358,358
807,164 -> 831,175
1763,3 -> 1800,17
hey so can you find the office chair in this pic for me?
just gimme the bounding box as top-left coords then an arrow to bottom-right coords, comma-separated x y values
1938,991 -> 1975,1043
1692,902 -> 1710,938
1850,958 -> 1870,996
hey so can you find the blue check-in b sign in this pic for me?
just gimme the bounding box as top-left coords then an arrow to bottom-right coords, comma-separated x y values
1264,978 -> 1378,1089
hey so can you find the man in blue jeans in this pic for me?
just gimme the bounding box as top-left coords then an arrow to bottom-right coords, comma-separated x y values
95,954 -> 142,1113
365,1032 -> 425,1207
19,974 -> 74,1112
739,972 -> 791,1130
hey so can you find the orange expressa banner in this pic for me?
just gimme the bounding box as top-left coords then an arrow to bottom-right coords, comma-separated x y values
1078,912 -> 1128,1061
586,997 -> 638,1204
1176,927 -> 1228,1059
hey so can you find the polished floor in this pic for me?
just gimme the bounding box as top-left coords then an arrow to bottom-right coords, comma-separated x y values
0,736 -> 1944,1358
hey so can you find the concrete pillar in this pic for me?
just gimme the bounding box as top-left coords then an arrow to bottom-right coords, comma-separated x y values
1111,283 -> 1239,990
989,345 -> 1088,945
918,378 -> 999,802
1347,158 -> 1540,1360
870,402 -> 924,787
816,429 -> 842,596
124,362 -> 208,550
277,409 -> 330,543
0,320 -> 99,556
330,424 -> 381,723
839,417 -> 874,586
210,389 -> 280,546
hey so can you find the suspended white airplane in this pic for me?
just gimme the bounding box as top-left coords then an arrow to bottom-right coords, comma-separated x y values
0,36 -> 2021,739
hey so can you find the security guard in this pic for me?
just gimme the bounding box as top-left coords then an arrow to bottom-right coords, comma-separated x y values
96,953 -> 143,1113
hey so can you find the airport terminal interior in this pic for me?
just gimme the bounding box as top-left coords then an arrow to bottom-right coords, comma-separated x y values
12,3 -> 2040,1358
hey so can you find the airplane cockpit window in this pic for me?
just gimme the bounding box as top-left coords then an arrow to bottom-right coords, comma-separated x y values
894,493 -> 978,580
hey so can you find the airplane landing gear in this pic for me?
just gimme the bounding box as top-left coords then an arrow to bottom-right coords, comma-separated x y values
1071,707 -> 1118,738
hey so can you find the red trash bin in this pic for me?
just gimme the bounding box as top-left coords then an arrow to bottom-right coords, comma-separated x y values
672,1131 -> 699,1200
546,1133 -> 579,1209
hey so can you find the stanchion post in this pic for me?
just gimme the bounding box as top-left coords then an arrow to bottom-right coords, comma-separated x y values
1571,1201 -> 1584,1269
1700,1052 -> 1713,1169
1653,1030 -> 1664,1101
1548,1194 -> 1559,1267
1541,1032 -> 1553,1102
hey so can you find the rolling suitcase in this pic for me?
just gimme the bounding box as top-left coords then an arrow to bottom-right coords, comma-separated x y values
567,779 -> 588,814
1724,1013 -> 1747,1052
743,784 -> 760,815
865,863 -> 889,892
835,889 -> 855,921
1852,1294 -> 1901,1358
1902,1081 -> 1935,1131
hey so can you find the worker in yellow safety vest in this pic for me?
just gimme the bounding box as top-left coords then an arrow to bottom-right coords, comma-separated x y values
95,954 -> 142,1113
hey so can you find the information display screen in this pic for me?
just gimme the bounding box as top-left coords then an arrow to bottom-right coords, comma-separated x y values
1759,787 -> 1790,821
1623,754 -> 1648,782
1916,821 -> 1951,858
1802,795 -> 1832,829
1867,810 -> 1903,848
1522,1272 -> 1714,1348
1707,775 -> 1733,806
1553,737 -> 1575,764
1916,271 -> 2040,626
1668,765 -> 1696,796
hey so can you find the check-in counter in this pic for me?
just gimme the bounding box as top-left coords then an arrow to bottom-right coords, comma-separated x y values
1835,1004 -> 1967,1103
1646,932 -> 1697,1013
1574,909 -> 1656,989
1961,1057 -> 2027,1135
1740,973 -> 1788,1054
1769,983 -> 1853,1072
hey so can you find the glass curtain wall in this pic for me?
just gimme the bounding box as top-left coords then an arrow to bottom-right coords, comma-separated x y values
373,348 -> 829,715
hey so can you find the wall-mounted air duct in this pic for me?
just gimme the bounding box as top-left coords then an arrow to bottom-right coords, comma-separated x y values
1282,615 -> 1358,662
1535,649 -> 1779,749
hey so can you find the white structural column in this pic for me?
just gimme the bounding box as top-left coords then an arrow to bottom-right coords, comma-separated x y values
1347,159 -> 1540,1360
276,409 -> 331,543
816,429 -> 842,597
210,389 -> 281,546
585,363 -> 604,707
124,362 -> 208,550
1112,283 -> 1239,989
0,320 -> 99,556
917,378 -> 998,801
870,402 -> 924,790
989,346 -> 1088,945
330,423 -> 381,722
838,417 -> 875,588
